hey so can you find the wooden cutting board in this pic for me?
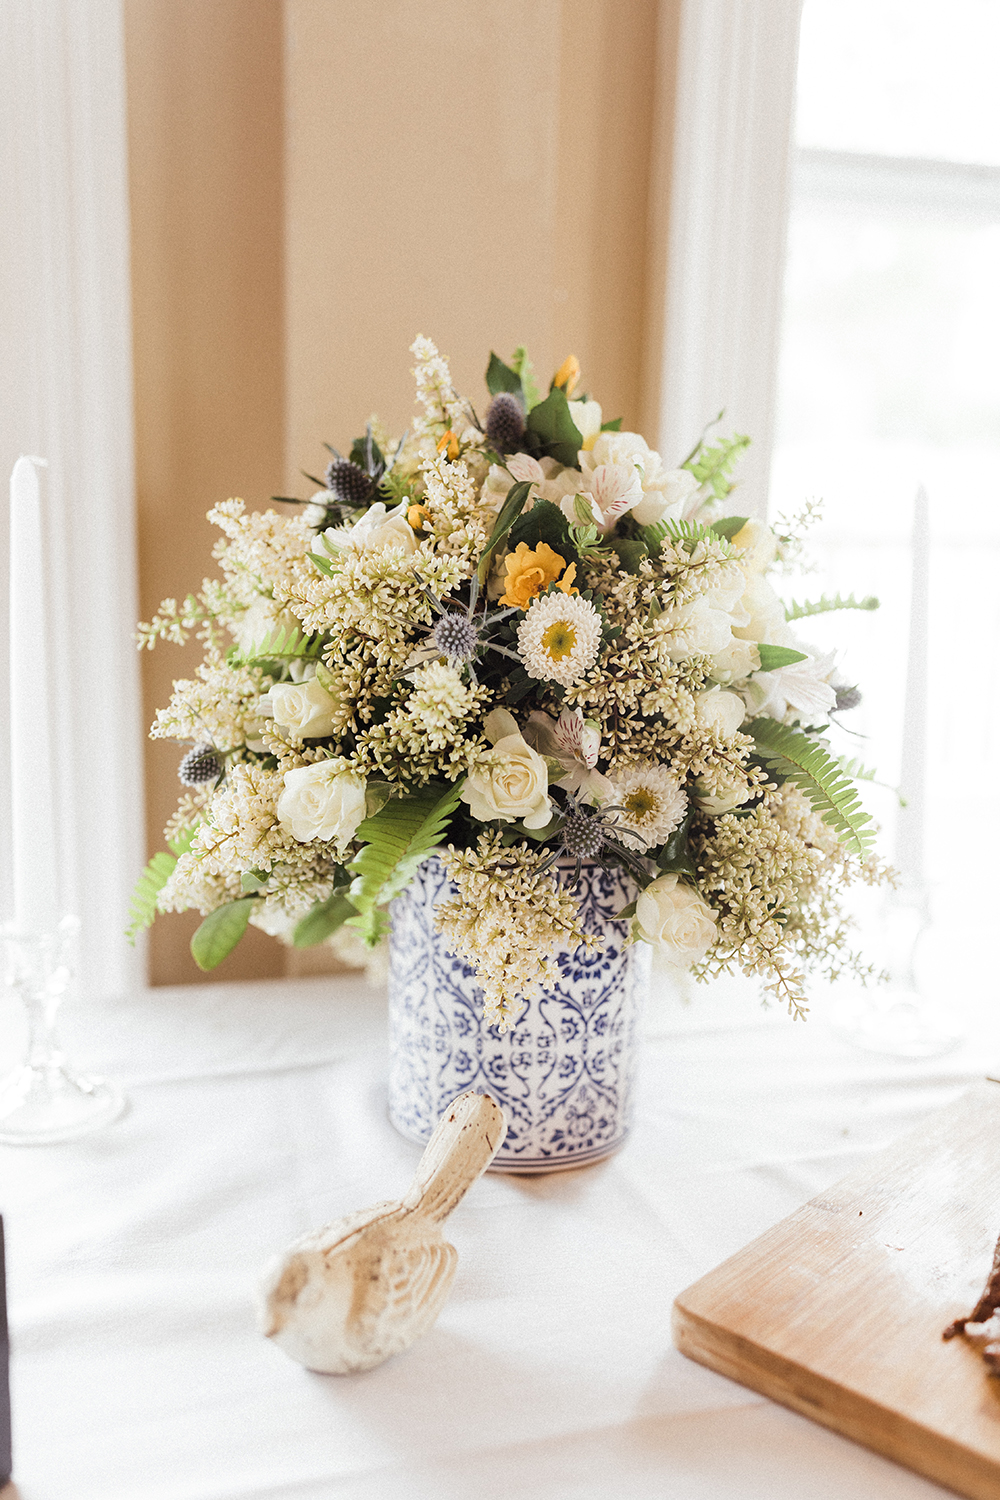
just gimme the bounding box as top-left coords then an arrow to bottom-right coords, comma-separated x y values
673,1081 -> 1000,1500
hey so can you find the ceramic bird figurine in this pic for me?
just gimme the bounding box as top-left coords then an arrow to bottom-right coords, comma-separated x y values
256,1089 -> 506,1374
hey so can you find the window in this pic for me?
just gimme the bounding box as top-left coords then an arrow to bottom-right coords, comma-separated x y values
771,0 -> 1000,995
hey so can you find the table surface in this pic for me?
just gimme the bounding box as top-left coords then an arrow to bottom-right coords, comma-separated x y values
1,966 -> 994,1500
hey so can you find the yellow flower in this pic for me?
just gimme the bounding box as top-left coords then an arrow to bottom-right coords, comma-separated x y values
436,429 -> 460,458
499,542 -> 578,609
553,355 -> 581,398
406,503 -> 433,532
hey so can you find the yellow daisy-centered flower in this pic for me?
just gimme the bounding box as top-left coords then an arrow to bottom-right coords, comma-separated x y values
499,541 -> 578,609
517,591 -> 602,688
541,620 -> 577,661
552,354 -> 581,398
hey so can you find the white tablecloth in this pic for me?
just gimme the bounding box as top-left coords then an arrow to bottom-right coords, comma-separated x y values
0,969 -> 993,1500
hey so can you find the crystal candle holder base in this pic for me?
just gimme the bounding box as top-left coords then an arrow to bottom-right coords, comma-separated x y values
0,917 -> 125,1145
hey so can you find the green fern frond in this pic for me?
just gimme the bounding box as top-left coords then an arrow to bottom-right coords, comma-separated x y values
749,718 -> 875,858
346,780 -> 464,942
640,517 -> 733,555
683,432 -> 751,500
836,755 -> 906,807
835,754 -> 878,782
229,624 -> 324,670
126,851 -> 177,943
784,592 -> 879,622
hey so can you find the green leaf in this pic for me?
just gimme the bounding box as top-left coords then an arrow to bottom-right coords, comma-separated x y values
167,823 -> 200,857
125,851 -> 176,943
507,498 -> 573,555
657,810 -> 696,875
524,388 -> 584,468
241,869 -> 269,893
684,432 -> 751,501
190,898 -> 255,971
615,898 -> 638,920
756,644 -> 809,671
710,515 -> 749,540
347,780 -> 465,941
641,516 -> 730,556
485,352 -> 524,400
293,890 -> 356,947
309,550 -> 336,578
610,538 -> 648,574
349,429 -> 384,475
600,417 -> 623,432
477,480 -> 533,584
784,591 -> 880,622
749,718 -> 876,858
511,346 -> 541,409
229,622 -> 325,670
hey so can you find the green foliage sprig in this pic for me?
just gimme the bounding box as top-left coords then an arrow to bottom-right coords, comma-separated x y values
345,780 -> 465,944
749,718 -> 875,858
784,592 -> 880,622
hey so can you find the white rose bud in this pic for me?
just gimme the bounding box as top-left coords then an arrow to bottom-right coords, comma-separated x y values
634,874 -> 718,964
269,677 -> 339,739
693,778 -> 752,815
461,733 -> 552,829
693,686 -> 745,738
277,765 -> 367,846
730,517 -> 779,575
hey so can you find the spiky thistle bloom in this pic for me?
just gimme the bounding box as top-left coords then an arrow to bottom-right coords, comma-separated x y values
485,393 -> 525,452
517,591 -> 602,688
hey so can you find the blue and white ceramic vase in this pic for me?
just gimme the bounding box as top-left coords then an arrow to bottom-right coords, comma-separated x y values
387,855 -> 651,1173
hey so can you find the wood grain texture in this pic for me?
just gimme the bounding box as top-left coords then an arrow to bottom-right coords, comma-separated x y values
673,1082 -> 1000,1500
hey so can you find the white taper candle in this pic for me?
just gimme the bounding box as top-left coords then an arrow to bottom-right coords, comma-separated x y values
896,485 -> 929,894
9,456 -> 62,934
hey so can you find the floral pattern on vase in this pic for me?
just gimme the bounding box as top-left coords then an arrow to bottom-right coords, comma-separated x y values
387,856 -> 651,1173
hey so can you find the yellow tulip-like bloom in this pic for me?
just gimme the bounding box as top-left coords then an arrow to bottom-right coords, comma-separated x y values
499,542 -> 578,609
436,429 -> 460,458
406,503 -> 433,532
552,354 -> 581,397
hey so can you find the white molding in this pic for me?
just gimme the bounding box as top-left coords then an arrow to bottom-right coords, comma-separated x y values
0,1 -> 144,998
795,147 -> 1000,223
653,0 -> 803,518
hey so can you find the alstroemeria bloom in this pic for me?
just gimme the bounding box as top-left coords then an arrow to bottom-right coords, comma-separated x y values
522,708 -> 611,803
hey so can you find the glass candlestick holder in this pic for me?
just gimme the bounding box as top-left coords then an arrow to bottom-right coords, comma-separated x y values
0,915 -> 125,1145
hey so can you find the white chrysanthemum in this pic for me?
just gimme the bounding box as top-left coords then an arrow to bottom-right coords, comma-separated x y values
517,592 -> 602,688
607,762 -> 687,851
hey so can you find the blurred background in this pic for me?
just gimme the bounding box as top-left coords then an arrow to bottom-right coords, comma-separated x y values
2,0 -> 994,1005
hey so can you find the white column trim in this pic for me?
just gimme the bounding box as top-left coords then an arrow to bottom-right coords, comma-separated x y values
0,0 -> 144,998
651,0 -> 803,518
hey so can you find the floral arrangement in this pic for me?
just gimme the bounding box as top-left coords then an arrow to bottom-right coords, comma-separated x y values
133,338 -> 888,1029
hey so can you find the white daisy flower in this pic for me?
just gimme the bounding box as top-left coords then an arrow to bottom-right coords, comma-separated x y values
517,592 -> 602,689
606,762 -> 687,851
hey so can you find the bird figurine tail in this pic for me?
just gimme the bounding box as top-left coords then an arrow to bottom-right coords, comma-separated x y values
403,1089 -> 507,1223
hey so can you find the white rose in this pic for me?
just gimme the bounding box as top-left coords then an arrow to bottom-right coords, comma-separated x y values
732,575 -> 788,645
709,636 -> 759,685
269,677 -> 339,738
631,466 -> 700,527
462,733 -> 552,829
693,778 -> 752,815
694,686 -> 745,738
657,597 -> 735,660
634,874 -> 718,964
277,765 -> 367,846
567,398 -> 603,449
318,500 -> 418,557
730,517 -> 779,575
